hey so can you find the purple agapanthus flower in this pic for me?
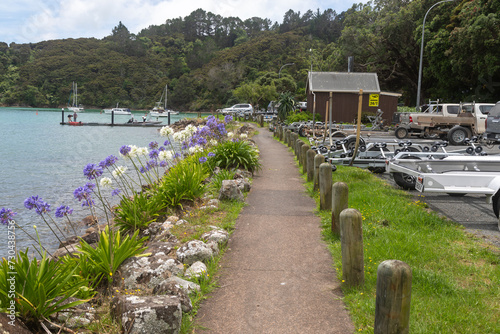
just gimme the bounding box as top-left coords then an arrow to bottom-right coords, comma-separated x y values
73,183 -> 95,207
149,149 -> 159,159
120,145 -> 132,156
208,152 -> 215,157
83,163 -> 104,180
163,140 -> 171,146
111,189 -> 121,196
224,115 -> 233,123
159,160 -> 168,167
0,208 -> 17,225
147,159 -> 158,168
99,155 -> 119,169
24,196 -> 51,215
149,141 -> 159,150
199,156 -> 207,163
55,205 -> 73,218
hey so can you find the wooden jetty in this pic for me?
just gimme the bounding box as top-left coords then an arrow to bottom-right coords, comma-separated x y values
60,108 -> 169,127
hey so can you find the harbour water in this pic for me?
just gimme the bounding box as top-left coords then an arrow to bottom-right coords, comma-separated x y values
0,107 -> 198,259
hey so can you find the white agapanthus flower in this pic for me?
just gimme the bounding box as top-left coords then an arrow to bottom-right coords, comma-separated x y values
189,145 -> 203,154
210,139 -> 218,146
137,147 -> 149,156
127,145 -> 139,158
173,131 -> 185,142
159,150 -> 174,161
185,124 -> 197,135
100,177 -> 112,188
227,132 -> 234,138
112,166 -> 127,178
240,133 -> 248,138
160,126 -> 174,137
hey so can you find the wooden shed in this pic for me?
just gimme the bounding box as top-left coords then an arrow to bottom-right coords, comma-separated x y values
305,71 -> 401,124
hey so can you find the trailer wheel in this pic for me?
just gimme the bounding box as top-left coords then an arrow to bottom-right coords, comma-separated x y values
395,127 -> 408,139
345,135 -> 365,151
392,155 -> 420,190
448,126 -> 470,145
493,191 -> 500,219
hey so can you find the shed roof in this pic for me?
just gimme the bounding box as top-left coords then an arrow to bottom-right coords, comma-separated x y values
307,72 -> 381,94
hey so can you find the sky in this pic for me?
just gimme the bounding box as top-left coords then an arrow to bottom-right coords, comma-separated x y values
0,0 -> 359,44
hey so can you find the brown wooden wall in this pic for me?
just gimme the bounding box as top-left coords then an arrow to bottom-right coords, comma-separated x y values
306,92 -> 398,124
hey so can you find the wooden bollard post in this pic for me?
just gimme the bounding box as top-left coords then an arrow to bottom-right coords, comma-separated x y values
290,132 -> 297,148
287,130 -> 292,147
300,144 -> 310,173
340,208 -> 364,286
296,139 -> 303,160
313,154 -> 324,192
332,182 -> 349,236
279,126 -> 284,141
319,163 -> 332,210
306,149 -> 315,182
374,260 -> 412,334
260,115 -> 264,127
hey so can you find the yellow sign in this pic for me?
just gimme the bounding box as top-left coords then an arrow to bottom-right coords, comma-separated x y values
369,94 -> 379,107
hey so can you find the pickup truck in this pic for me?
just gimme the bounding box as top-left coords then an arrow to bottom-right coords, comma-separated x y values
395,102 -> 495,145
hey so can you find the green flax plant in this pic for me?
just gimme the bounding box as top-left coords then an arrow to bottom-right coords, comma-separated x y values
158,156 -> 209,209
0,227 -> 90,329
207,139 -> 261,173
67,226 -> 148,287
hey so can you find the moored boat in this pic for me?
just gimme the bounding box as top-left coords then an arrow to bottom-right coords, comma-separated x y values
149,84 -> 179,117
67,81 -> 85,112
103,103 -> 132,115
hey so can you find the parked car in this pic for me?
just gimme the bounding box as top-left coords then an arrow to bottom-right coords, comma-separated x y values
484,101 -> 500,142
221,104 -> 253,115
297,101 -> 307,111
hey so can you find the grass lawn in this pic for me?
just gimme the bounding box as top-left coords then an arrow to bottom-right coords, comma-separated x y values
303,163 -> 499,333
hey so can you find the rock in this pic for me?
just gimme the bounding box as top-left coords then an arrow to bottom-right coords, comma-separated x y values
218,180 -> 244,201
118,253 -> 184,290
207,199 -> 219,207
111,295 -> 182,334
80,215 -> 98,226
206,241 -> 220,255
161,276 -> 200,294
200,205 -> 218,211
0,312 -> 33,333
53,300 -> 96,328
234,178 -> 251,192
175,219 -> 188,226
52,242 -> 81,258
152,281 -> 193,313
234,169 -> 253,179
143,242 -> 177,256
58,229 -> 99,249
176,240 -> 214,265
185,261 -> 207,279
201,228 -> 229,245
165,216 -> 180,224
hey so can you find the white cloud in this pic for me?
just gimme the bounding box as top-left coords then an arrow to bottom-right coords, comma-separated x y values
0,0 -> 358,44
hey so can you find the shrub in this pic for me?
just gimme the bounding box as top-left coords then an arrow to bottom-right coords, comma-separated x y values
73,226 -> 148,286
158,157 -> 208,208
114,190 -> 164,232
208,140 -> 261,173
0,250 -> 90,327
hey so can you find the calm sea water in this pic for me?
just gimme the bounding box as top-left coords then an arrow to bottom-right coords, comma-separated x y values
0,107 -> 198,259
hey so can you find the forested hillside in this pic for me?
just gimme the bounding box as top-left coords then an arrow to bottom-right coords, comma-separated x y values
0,0 -> 498,110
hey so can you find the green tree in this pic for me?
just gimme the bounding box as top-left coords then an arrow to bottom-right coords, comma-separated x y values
277,91 -> 295,121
